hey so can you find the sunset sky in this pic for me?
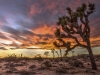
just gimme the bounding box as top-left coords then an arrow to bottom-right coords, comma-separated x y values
0,0 -> 100,57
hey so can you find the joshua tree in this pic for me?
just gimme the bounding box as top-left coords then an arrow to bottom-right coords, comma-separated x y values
51,49 -> 55,59
71,51 -> 74,57
54,3 -> 97,70
21,53 -> 23,58
53,42 -> 63,60
55,51 -> 59,58
44,51 -> 49,58
59,48 -> 63,60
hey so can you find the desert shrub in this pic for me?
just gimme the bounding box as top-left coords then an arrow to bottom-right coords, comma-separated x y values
69,59 -> 84,67
20,61 -> 27,65
71,57 -> 77,60
6,70 -> 13,73
6,67 -> 17,73
87,62 -> 91,65
9,63 -> 16,67
29,65 -> 36,69
4,62 -> 26,70
64,58 -> 70,62
85,69 -> 92,73
9,67 -> 17,72
38,66 -> 48,70
33,56 -> 43,61
19,70 -> 36,75
42,60 -> 52,67
14,63 -> 25,66
4,62 -> 15,68
19,57 -> 31,61
4,56 -> 17,62
53,59 -> 60,62
4,54 -> 33,62
56,67 -> 67,74
0,66 -> 2,68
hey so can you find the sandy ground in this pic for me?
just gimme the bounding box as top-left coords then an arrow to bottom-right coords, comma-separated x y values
0,58 -> 100,75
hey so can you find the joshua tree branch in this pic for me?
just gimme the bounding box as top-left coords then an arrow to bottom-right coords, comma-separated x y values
80,17 -> 86,24
64,44 -> 79,56
57,35 -> 87,48
87,11 -> 94,16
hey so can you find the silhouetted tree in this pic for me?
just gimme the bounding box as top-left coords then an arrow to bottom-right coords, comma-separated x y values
21,53 -> 23,58
72,51 -> 74,57
53,42 -> 63,60
44,51 -> 49,58
59,48 -> 63,60
54,3 -> 97,70
51,49 -> 55,59
55,51 -> 59,58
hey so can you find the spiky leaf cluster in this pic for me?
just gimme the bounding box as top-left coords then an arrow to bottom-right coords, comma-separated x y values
55,28 -> 61,38
88,3 -> 95,11
66,7 -> 72,14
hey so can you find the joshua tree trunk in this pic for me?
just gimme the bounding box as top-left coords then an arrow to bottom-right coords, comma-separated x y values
87,40 -> 97,70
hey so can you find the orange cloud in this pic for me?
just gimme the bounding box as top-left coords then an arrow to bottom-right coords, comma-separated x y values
17,24 -> 56,48
29,3 -> 42,16
33,24 -> 56,35
15,25 -> 55,48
